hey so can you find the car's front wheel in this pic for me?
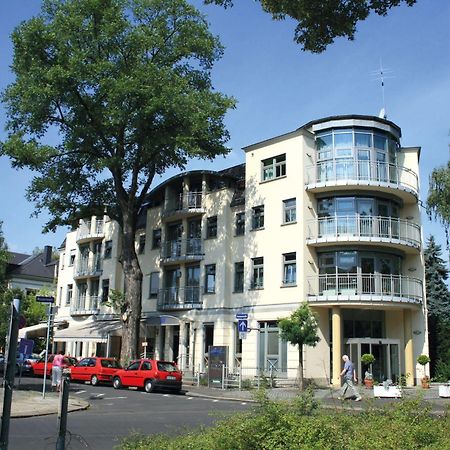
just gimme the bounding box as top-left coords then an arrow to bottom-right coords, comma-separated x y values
113,377 -> 122,389
91,375 -> 99,386
144,379 -> 154,393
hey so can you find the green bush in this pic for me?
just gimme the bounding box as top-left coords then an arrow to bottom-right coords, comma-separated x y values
118,395 -> 450,450
434,359 -> 450,382
417,354 -> 431,366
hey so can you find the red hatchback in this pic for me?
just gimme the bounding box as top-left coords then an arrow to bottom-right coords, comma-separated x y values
112,359 -> 182,393
31,355 -> 78,376
70,357 -> 122,386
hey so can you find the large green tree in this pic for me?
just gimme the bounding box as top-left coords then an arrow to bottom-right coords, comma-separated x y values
1,0 -> 234,363
424,236 -> 450,379
278,303 -> 320,390
206,0 -> 417,53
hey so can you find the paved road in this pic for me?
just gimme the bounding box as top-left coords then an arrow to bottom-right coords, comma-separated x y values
8,378 -> 250,450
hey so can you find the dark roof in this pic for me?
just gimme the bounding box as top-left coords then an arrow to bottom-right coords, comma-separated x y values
6,248 -> 57,282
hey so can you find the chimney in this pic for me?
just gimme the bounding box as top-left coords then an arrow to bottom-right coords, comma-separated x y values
44,245 -> 52,265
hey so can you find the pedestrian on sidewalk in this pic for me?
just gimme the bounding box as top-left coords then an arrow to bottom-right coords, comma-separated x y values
52,350 -> 65,392
339,354 -> 362,401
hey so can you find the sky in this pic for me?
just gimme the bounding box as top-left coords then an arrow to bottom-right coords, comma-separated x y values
0,0 -> 449,255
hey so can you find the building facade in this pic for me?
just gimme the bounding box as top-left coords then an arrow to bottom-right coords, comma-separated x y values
53,115 -> 428,386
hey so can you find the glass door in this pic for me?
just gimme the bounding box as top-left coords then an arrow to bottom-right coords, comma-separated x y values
357,149 -> 370,180
357,198 -> 374,237
360,257 -> 375,294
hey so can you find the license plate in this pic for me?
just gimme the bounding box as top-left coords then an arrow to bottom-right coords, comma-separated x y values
167,376 -> 176,380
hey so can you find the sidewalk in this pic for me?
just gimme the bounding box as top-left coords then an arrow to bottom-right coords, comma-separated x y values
0,388 -> 89,418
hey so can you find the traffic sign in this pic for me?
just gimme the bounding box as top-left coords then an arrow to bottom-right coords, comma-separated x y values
36,296 -> 55,303
238,319 -> 248,333
236,313 -> 248,320
19,338 -> 34,355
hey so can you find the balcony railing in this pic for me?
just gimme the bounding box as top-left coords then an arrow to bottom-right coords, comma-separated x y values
70,295 -> 100,315
162,192 -> 204,217
161,239 -> 203,262
305,160 -> 418,195
76,219 -> 105,242
307,215 -> 421,249
74,258 -> 103,278
157,286 -> 202,310
308,273 -> 423,304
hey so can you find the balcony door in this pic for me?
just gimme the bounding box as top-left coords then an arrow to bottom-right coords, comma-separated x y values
187,219 -> 202,255
165,268 -> 180,303
185,265 -> 200,304
167,223 -> 182,257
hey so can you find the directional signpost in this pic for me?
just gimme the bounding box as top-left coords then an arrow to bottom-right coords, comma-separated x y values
236,313 -> 248,340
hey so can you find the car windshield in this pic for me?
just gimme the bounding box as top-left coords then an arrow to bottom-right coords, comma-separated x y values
157,362 -> 177,372
101,359 -> 121,368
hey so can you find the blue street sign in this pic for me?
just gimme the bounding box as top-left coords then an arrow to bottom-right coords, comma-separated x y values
19,338 -> 34,355
35,296 -> 55,303
236,313 -> 248,320
238,319 -> 248,333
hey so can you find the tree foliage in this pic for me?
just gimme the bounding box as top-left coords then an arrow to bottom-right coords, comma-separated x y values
278,303 -> 320,389
1,0 -> 234,362
205,0 -> 417,53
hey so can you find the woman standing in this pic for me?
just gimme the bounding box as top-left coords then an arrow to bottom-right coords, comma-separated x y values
52,350 -> 65,392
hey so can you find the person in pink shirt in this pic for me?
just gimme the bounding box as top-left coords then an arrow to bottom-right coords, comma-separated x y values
52,350 -> 66,392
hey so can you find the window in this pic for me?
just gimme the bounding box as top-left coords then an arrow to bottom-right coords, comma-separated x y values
262,154 -> 286,181
251,257 -> 264,289
69,250 -> 76,266
283,253 -> 296,285
127,361 -> 140,371
101,279 -> 110,303
283,198 -> 296,223
205,264 -> 216,293
252,206 -> 264,230
235,212 -> 245,236
234,262 -> 244,293
104,240 -> 112,259
138,234 -> 146,254
206,216 -> 218,238
59,287 -> 63,307
66,284 -> 73,306
152,229 -> 161,249
60,252 -> 65,270
149,272 -> 159,298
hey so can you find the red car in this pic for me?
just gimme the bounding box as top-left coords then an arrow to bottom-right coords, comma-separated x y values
31,355 -> 78,376
70,357 -> 121,386
112,359 -> 182,393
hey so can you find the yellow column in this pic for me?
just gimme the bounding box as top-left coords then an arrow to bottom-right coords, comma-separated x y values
332,307 -> 342,387
404,309 -> 414,386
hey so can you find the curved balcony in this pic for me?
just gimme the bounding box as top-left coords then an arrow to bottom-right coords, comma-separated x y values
306,216 -> 421,253
76,220 -> 105,243
73,259 -> 103,279
157,286 -> 202,311
307,273 -> 423,306
160,239 -> 203,264
162,192 -> 204,220
305,160 -> 418,203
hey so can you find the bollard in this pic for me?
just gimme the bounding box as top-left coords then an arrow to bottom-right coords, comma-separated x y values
56,373 -> 70,450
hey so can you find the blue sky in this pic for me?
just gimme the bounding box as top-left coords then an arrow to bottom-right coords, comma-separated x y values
0,0 -> 449,254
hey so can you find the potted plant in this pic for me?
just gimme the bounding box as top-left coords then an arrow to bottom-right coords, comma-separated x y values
417,354 -> 431,388
361,353 -> 375,388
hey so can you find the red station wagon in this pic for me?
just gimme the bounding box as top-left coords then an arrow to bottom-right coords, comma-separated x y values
70,357 -> 122,386
112,359 -> 182,393
31,355 -> 78,376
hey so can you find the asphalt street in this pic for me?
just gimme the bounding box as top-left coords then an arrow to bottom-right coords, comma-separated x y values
7,378 -> 251,450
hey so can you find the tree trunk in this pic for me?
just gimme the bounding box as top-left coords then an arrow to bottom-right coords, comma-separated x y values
119,214 -> 142,366
298,346 -> 304,390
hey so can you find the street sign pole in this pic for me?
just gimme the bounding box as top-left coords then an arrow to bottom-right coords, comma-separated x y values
0,298 -> 21,450
42,304 -> 52,399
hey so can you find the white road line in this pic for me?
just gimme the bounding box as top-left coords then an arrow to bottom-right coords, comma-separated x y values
74,390 -> 86,395
95,393 -> 105,397
187,397 -> 193,400
103,397 -> 127,400
163,394 -> 170,397
212,400 -> 219,402
241,402 -> 247,405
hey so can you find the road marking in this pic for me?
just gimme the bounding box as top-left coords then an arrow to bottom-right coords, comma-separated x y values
187,397 -> 193,400
212,400 -> 219,402
163,394 -> 170,397
74,390 -> 86,394
95,393 -> 105,398
241,402 -> 247,405
103,396 -> 127,400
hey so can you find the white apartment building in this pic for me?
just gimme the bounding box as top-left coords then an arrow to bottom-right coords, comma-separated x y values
53,115 -> 427,386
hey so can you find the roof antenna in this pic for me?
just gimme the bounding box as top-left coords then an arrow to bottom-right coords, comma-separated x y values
371,59 -> 393,119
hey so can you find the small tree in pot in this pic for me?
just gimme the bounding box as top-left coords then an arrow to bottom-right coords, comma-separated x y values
417,354 -> 431,388
361,353 -> 375,388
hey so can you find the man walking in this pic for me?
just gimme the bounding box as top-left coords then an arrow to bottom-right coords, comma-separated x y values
339,354 -> 362,401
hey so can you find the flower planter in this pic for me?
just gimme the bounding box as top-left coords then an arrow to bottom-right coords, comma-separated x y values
373,385 -> 402,398
438,385 -> 450,398
421,377 -> 430,389
364,378 -> 374,389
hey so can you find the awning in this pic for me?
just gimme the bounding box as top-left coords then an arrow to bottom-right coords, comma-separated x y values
18,323 -> 48,339
53,320 -> 121,342
143,314 -> 180,326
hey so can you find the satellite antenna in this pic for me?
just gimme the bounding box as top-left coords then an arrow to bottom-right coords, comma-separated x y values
371,59 -> 394,119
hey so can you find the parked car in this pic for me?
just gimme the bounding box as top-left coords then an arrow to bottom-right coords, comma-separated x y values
31,354 -> 78,376
112,359 -> 182,393
69,357 -> 122,386
21,353 -> 40,375
0,352 -> 26,375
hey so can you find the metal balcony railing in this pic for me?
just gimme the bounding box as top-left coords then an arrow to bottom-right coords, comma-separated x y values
74,258 -> 103,277
70,296 -> 100,315
157,286 -> 202,310
76,220 -> 105,242
162,192 -> 204,217
307,215 -> 421,249
305,160 -> 419,195
161,239 -> 203,261
308,273 -> 423,304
